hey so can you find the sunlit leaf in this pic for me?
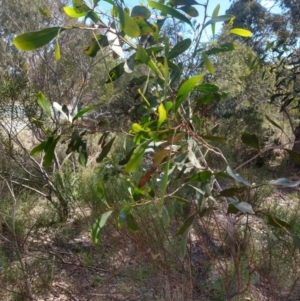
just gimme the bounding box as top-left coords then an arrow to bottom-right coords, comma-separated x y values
211,4 -> 220,38
30,141 -> 47,156
72,106 -> 97,122
202,53 -> 215,74
37,91 -> 52,118
190,171 -> 212,182
133,16 -> 156,35
158,103 -> 167,129
63,6 -> 87,18
105,62 -> 125,83
125,140 -> 152,173
14,27 -> 66,51
72,0 -> 90,13
136,45 -> 160,76
55,40 -> 61,61
230,28 -> 253,37
174,74 -> 203,112
195,83 -> 218,93
118,6 -> 141,37
44,136 -> 60,168
92,210 -> 113,243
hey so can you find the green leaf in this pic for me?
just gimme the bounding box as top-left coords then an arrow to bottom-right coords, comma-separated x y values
55,40 -> 61,61
205,43 -> 238,55
84,35 -> 109,57
269,178 -> 300,188
105,62 -> 125,83
78,140 -> 88,166
175,214 -> 196,236
203,14 -> 234,29
190,171 -> 212,182
63,6 -> 87,18
92,210 -> 113,244
72,0 -> 90,13
228,199 -> 254,214
37,91 -> 52,118
66,130 -> 81,154
96,137 -> 116,163
118,6 -> 141,37
174,74 -> 203,112
125,140 -> 152,173
230,28 -> 252,37
72,106 -> 97,122
259,212 -> 291,230
158,103 -> 167,129
202,135 -> 226,144
195,83 -> 218,93
148,1 -> 192,27
133,16 -> 156,35
13,27 -> 66,51
136,45 -> 160,76
44,136 -> 60,168
126,213 -> 139,232
226,166 -> 251,187
265,115 -> 284,132
202,53 -> 215,74
284,149 -> 300,165
178,5 -> 198,17
131,6 -> 151,19
241,132 -> 260,150
30,141 -> 47,156
211,4 -> 220,38
168,38 -> 191,60
180,230 -> 189,258
119,147 -> 136,165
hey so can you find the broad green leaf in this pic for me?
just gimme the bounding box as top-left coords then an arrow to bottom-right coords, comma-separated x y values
228,199 -> 254,214
118,6 -> 141,37
203,14 -> 234,29
259,212 -> 292,230
202,53 -> 215,74
175,214 -> 196,236
30,141 -> 47,156
178,5 -> 198,17
55,40 -> 61,61
84,35 -> 109,57
92,210 -> 113,243
44,136 -> 60,168
226,165 -> 251,186
211,4 -> 220,38
96,137 -> 116,163
168,38 -> 191,60
241,132 -> 260,150
63,6 -> 87,18
126,213 -> 139,232
136,45 -> 160,76
180,230 -> 189,258
158,103 -> 167,129
85,11 -> 99,23
148,1 -> 192,27
72,106 -> 97,122
37,91 -> 52,118
98,131 -> 111,146
105,62 -> 125,83
265,115 -> 284,132
190,171 -> 212,182
269,178 -> 300,188
284,149 -> 300,165
131,5 -> 151,19
205,43 -> 238,55
195,83 -> 218,93
230,28 -> 252,37
174,74 -> 203,112
13,27 -> 66,51
125,140 -> 152,173
133,16 -> 156,35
